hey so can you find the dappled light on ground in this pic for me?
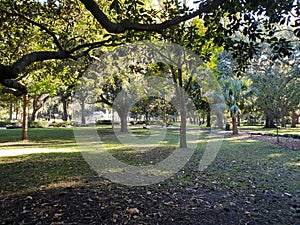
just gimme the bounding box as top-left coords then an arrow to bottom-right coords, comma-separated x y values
0,127 -> 299,224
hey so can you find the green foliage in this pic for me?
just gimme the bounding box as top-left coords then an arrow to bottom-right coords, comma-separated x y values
29,121 -> 49,128
51,121 -> 72,127
246,41 -> 300,120
96,119 -> 113,125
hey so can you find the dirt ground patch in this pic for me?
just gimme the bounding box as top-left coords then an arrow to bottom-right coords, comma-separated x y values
250,134 -> 300,150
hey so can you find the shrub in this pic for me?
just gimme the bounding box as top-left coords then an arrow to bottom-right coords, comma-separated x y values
52,121 -> 72,127
96,120 -> 112,125
29,121 -> 49,128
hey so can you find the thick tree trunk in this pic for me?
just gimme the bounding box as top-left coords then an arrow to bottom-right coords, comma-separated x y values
216,112 -> 223,129
116,108 -> 128,132
22,94 -> 28,141
264,110 -> 276,128
291,111 -> 298,128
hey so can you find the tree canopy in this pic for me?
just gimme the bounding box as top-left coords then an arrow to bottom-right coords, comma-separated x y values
0,0 -> 299,95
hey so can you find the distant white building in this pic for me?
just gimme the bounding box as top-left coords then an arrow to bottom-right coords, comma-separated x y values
88,109 -> 121,123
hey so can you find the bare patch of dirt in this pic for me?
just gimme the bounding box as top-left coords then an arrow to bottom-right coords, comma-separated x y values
250,134 -> 300,150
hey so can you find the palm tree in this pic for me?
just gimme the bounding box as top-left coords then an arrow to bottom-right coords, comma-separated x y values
223,78 -> 251,134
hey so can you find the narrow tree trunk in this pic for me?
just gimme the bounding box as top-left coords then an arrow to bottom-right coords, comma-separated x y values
206,111 -> 211,127
22,94 -> 28,141
247,114 -> 251,125
62,98 -> 68,121
80,102 -> 86,125
15,103 -> 19,120
179,88 -> 187,149
231,114 -> 238,135
9,102 -> 13,120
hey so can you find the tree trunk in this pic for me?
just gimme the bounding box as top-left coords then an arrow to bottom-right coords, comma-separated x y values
247,114 -> 251,125
116,108 -> 128,132
206,111 -> 211,127
16,103 -> 19,120
264,110 -> 276,128
170,66 -> 188,149
9,102 -> 13,120
231,114 -> 238,135
206,110 -> 211,127
31,94 -> 49,121
216,112 -> 223,129
62,98 -> 68,121
22,94 -> 28,141
31,109 -> 38,122
80,102 -> 86,125
179,88 -> 187,149
291,111 -> 298,128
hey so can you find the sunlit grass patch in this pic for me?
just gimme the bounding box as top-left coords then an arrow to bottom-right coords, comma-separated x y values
240,125 -> 300,135
0,127 -> 76,144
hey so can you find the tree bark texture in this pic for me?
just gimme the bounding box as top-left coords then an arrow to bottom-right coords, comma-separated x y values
264,110 -> 276,128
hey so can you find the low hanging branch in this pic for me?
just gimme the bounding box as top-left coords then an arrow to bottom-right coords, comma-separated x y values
0,39 -> 114,96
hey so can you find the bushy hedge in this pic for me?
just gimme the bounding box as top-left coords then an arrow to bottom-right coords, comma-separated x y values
0,121 -> 10,127
0,121 -> 22,129
52,121 -> 73,127
96,120 -> 112,125
29,121 -> 49,128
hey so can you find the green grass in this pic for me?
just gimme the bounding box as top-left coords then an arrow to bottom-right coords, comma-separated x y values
0,152 -> 96,196
0,127 -> 76,144
240,125 -> 300,135
0,126 -> 299,196
0,126 -> 299,224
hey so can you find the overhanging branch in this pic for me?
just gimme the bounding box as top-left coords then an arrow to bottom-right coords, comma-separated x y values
80,0 -> 226,33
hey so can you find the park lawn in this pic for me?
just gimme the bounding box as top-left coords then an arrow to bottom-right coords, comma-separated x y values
0,127 -> 76,144
0,127 -> 299,224
240,125 -> 300,135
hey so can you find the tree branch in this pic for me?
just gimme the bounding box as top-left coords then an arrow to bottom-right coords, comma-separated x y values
80,0 -> 226,33
0,9 -> 63,50
12,51 -> 69,76
99,94 -> 113,106
1,79 -> 27,96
